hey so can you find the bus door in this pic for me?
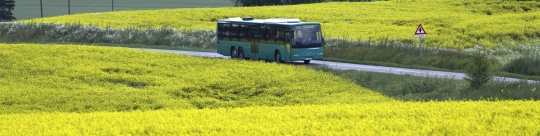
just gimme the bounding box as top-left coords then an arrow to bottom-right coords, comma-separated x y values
249,27 -> 260,57
285,31 -> 293,57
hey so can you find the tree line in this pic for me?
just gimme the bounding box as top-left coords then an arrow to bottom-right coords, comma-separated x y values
230,0 -> 373,6
0,0 -> 15,22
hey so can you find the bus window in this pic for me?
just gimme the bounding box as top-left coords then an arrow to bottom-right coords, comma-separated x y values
293,24 -> 323,48
249,27 -> 259,39
276,28 -> 285,44
222,23 -> 231,41
267,26 -> 275,44
217,23 -> 224,40
260,26 -> 267,43
239,24 -> 249,41
217,23 -> 222,40
231,24 -> 239,41
286,31 -> 292,44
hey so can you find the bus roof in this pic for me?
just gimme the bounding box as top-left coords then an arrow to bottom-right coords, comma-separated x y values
217,17 -> 319,26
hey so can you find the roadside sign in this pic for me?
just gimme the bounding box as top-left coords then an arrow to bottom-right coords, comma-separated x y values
414,24 -> 426,38
414,24 -> 426,61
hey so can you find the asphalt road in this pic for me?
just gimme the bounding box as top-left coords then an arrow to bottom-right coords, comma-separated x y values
140,48 -> 538,84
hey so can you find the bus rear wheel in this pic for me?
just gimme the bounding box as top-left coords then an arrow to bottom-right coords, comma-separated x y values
304,60 -> 311,64
230,47 -> 237,59
274,51 -> 281,63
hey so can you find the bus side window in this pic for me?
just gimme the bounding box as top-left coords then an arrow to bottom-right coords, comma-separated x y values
267,26 -> 275,43
248,27 -> 256,41
222,23 -> 231,41
247,27 -> 252,39
260,26 -> 267,43
239,24 -> 248,41
231,24 -> 238,41
254,28 -> 260,40
218,23 -> 225,40
238,24 -> 243,41
217,23 -> 222,40
276,28 -> 285,44
285,31 -> 292,43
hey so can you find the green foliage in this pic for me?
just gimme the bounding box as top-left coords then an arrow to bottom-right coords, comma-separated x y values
314,65 -> 540,101
0,23 -> 215,49
0,0 -> 16,21
505,56 -> 540,76
324,39 -> 471,71
464,52 -> 493,90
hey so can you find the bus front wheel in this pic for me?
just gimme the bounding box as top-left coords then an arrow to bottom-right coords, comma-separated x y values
230,47 -> 237,59
274,51 -> 281,63
304,60 -> 311,64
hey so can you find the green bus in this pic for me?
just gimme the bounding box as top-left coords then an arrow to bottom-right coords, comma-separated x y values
216,17 -> 324,64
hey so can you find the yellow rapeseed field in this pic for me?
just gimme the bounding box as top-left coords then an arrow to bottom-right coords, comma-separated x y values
5,0 -> 540,133
1,101 -> 539,135
0,43 -> 388,113
1,43 -> 539,135
25,0 -> 540,48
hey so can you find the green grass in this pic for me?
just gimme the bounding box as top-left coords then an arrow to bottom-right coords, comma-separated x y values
314,65 -> 540,101
0,23 -> 217,50
323,38 -> 540,81
13,0 -> 233,20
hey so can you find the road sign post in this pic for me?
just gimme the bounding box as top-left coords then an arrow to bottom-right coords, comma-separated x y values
414,24 -> 427,61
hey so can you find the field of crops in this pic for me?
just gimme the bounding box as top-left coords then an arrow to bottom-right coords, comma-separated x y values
4,0 -> 540,134
1,43 -> 539,134
0,43 -> 387,113
2,101 -> 540,135
24,0 -> 540,49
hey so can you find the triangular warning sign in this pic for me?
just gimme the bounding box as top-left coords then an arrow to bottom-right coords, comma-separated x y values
414,24 -> 426,38
415,24 -> 426,35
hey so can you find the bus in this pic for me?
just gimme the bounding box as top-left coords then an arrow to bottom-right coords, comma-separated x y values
216,17 -> 324,64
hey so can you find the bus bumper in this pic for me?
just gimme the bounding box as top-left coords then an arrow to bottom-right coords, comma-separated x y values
289,47 -> 323,61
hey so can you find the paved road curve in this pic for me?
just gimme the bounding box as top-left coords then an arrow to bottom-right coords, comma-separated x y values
140,48 -> 538,84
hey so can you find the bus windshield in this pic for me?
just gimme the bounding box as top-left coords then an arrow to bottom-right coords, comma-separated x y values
293,24 -> 323,48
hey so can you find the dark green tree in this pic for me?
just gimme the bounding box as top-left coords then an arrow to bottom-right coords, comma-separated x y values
0,0 -> 16,22
464,51 -> 492,90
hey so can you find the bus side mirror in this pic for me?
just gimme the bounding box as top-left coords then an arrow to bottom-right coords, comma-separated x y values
322,38 -> 326,46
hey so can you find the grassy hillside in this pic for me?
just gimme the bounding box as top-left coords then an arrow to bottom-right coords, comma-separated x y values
25,0 -> 540,49
0,43 -> 388,114
14,0 -> 233,20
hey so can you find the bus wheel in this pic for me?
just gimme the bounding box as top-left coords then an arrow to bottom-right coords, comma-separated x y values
274,51 -> 281,63
230,47 -> 237,59
304,60 -> 311,64
238,48 -> 245,59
